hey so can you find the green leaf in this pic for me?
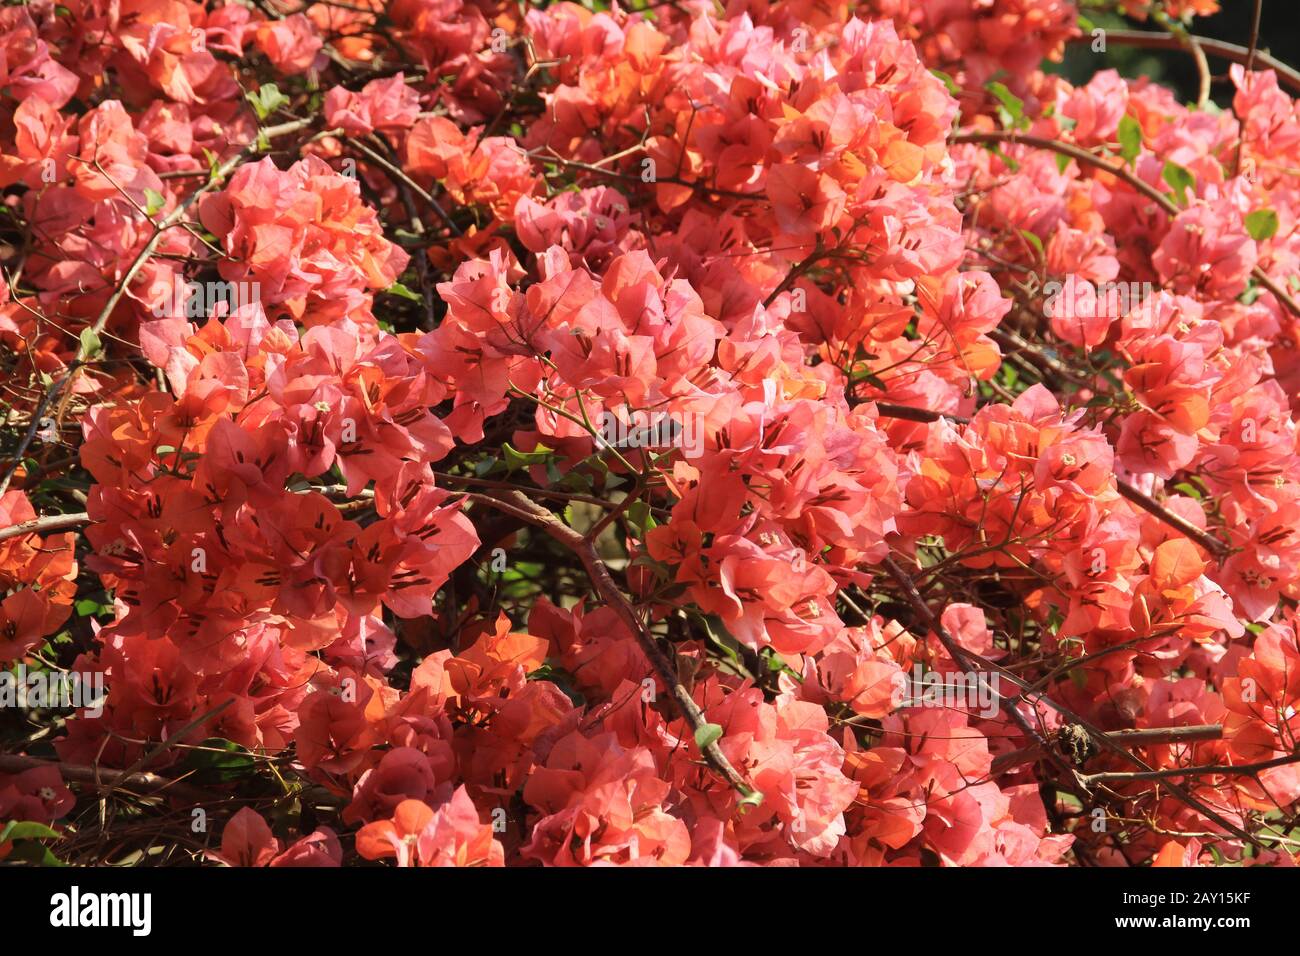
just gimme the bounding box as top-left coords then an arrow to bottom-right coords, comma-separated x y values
1054,152 -> 1071,175
989,145 -> 1020,172
1245,209 -> 1279,242
849,367 -> 886,390
626,500 -> 657,537
384,280 -> 421,301
79,326 -> 101,359
6,839 -> 65,866
75,598 -> 111,617
179,738 -> 257,785
930,69 -> 959,96
761,647 -> 801,681
1161,161 -> 1195,206
143,188 -> 166,216
693,723 -> 724,750
1018,228 -> 1044,258
0,820 -> 61,843
502,442 -> 554,473
986,81 -> 1027,131
245,83 -> 289,121
1117,115 -> 1142,164
545,459 -> 563,487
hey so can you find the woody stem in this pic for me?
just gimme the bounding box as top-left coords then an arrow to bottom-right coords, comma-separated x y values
466,489 -> 756,797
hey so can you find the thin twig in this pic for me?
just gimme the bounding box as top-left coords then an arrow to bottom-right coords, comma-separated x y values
1070,27 -> 1300,95
22,118 -> 316,462
991,724 -> 1225,774
1114,479 -> 1229,559
0,754 -> 212,804
1079,751 -> 1300,787
468,488 -> 755,798
351,134 -> 462,237
880,553 -> 1261,848
1234,0 -> 1265,177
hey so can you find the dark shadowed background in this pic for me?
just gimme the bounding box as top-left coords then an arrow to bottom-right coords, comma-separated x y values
1056,2 -> 1300,105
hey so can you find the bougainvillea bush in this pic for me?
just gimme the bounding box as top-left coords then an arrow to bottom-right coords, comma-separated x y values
2,0 -> 1300,868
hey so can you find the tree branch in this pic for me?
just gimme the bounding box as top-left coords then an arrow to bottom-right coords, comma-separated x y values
467,489 -> 756,798
0,511 -> 89,544
1079,750 -> 1300,787
0,754 -> 212,804
3,117 -> 318,493
1070,28 -> 1300,96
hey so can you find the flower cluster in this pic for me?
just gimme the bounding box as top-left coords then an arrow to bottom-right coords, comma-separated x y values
1,0 -> 1298,870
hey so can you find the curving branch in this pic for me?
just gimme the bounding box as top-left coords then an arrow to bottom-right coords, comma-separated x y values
1078,750 -> 1300,787
466,488 -> 757,799
1070,27 -> 1300,96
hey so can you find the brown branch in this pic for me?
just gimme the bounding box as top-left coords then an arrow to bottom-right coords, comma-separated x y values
873,402 -> 969,425
350,134 -> 461,237
1146,9 -> 1210,109
1070,28 -> 1300,96
0,374 -> 67,497
14,117 -> 318,480
1106,724 -> 1224,746
1188,34 -> 1212,109
880,554 -> 1071,775
0,754 -> 212,804
84,117 -> 316,353
467,489 -> 756,798
536,152 -> 761,203
988,326 -> 1093,390
1079,750 -> 1300,787
990,724 -> 1224,775
1114,479 -> 1229,560
0,511 -> 89,543
1234,0 -> 1265,177
103,699 -> 234,803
